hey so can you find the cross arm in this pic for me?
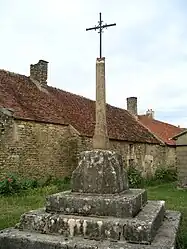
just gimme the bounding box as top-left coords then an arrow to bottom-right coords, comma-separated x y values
86,26 -> 100,31
86,23 -> 116,32
101,23 -> 116,29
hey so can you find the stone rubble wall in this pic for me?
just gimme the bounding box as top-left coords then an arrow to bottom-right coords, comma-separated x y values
0,110 -> 176,179
175,132 -> 187,186
79,137 -> 176,178
0,113 -> 78,179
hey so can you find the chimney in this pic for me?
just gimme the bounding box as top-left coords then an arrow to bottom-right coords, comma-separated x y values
146,109 -> 155,119
30,60 -> 48,85
127,97 -> 137,115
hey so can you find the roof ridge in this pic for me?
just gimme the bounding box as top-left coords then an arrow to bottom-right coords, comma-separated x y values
0,69 -> 151,120
0,68 -> 135,120
0,69 -> 27,78
46,85 -> 133,115
131,114 -> 164,145
0,68 -> 160,144
46,85 -> 95,103
138,115 -> 182,129
172,129 -> 187,139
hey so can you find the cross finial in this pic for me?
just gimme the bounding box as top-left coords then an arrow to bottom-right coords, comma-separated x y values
86,12 -> 116,58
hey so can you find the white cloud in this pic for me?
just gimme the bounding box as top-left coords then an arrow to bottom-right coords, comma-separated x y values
0,0 -> 186,127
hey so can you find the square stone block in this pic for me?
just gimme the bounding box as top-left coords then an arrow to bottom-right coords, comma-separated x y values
46,189 -> 147,218
71,150 -> 129,194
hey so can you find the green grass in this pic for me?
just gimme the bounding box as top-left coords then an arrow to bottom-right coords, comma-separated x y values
0,185 -> 58,229
0,182 -> 187,247
147,182 -> 187,248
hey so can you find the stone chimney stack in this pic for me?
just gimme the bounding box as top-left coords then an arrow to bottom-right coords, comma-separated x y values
30,60 -> 48,85
146,109 -> 155,119
127,97 -> 137,115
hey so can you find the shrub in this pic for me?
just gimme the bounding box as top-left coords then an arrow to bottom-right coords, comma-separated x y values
0,172 -> 72,196
126,166 -> 177,188
21,179 -> 39,190
39,175 -> 53,188
0,174 -> 22,195
0,173 -> 41,195
127,167 -> 143,188
52,177 -> 71,192
154,167 -> 178,183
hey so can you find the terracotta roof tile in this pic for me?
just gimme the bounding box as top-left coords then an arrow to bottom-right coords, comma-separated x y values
0,69 -> 160,144
138,115 -> 184,145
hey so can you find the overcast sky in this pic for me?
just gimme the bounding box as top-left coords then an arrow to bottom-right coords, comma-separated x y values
0,0 -> 187,127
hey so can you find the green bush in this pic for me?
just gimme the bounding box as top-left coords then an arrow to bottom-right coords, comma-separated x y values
0,173 -> 41,195
39,175 -> 53,188
51,177 -> 71,192
0,173 -> 72,196
154,167 -> 177,182
127,167 -> 143,188
22,179 -> 39,190
0,166 -> 177,195
127,166 -> 177,188
0,174 -> 22,195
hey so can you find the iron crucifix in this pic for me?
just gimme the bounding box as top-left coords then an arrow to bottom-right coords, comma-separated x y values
86,12 -> 116,58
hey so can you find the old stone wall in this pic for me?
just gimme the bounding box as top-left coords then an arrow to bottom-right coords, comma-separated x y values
0,113 -> 78,179
175,132 -> 187,186
165,146 -> 176,169
0,108 -> 177,179
78,136 -> 176,177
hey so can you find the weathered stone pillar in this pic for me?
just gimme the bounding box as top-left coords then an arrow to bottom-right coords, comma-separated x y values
93,57 -> 109,149
71,58 -> 129,194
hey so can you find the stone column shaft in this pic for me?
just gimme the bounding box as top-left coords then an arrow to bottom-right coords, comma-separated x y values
93,57 -> 109,149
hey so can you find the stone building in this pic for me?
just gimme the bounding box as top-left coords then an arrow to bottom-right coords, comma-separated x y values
172,130 -> 187,187
126,97 -> 184,170
0,60 -> 182,179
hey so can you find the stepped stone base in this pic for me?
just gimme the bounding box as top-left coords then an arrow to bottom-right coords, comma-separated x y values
0,149 -> 181,248
46,189 -> 147,218
0,211 -> 181,249
17,201 -> 165,244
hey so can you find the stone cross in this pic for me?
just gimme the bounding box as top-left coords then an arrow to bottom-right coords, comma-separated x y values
86,13 -> 116,150
86,12 -> 116,58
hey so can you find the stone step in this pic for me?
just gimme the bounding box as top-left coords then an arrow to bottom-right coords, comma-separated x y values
45,189 -> 147,218
123,200 -> 165,244
17,200 -> 165,244
0,211 -> 181,249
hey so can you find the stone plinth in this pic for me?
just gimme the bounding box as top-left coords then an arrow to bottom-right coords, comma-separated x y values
46,189 -> 147,218
17,201 -> 165,244
0,211 -> 181,249
71,150 -> 129,194
0,149 -> 181,248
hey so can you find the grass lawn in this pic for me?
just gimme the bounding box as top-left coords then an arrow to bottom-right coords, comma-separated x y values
0,182 -> 187,248
0,185 -> 59,229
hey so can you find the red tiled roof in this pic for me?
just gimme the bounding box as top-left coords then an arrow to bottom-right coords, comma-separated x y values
0,69 -> 160,144
138,115 -> 184,145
